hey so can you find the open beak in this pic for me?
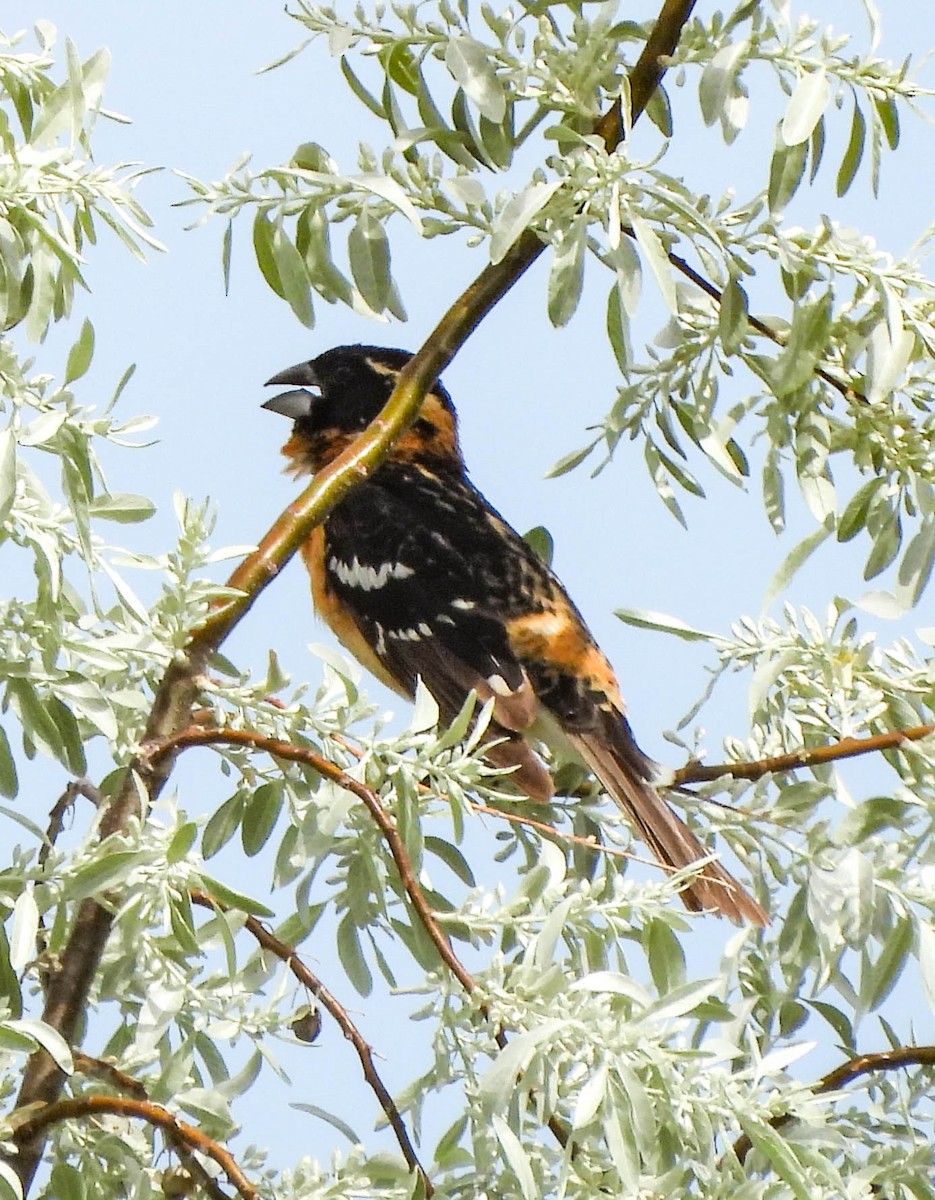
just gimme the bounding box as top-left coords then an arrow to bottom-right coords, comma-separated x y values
262,361 -> 320,419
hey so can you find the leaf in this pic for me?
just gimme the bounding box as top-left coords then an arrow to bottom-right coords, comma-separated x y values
863,507 -> 902,580
202,792 -> 246,859
643,919 -> 686,995
292,1103 -> 361,1144
762,525 -> 831,611
781,69 -> 828,146
630,215 -> 677,314
861,916 -> 912,1012
425,837 -> 475,886
195,873 -> 275,918
89,493 -> 156,524
252,210 -> 285,300
920,921 -> 935,1016
491,1116 -> 535,1200
544,440 -> 597,478
221,221 -> 232,295
445,37 -> 505,123
477,1021 -> 566,1109
547,217 -> 587,327
698,41 -> 747,127
489,181 -> 561,265
836,98 -> 866,197
9,888 -> 38,973
241,782 -> 283,857
0,429 -> 16,526
347,209 -> 390,312
762,448 -> 785,534
896,517 -> 935,608
614,607 -> 717,643
270,225 -> 314,327
768,136 -> 808,214
736,1114 -> 811,1199
4,1018 -> 73,1073
643,977 -> 718,1022
63,317 -> 95,384
873,93 -> 899,150
522,525 -> 553,566
0,727 -> 18,798
837,477 -> 884,543
718,276 -> 749,354
341,56 -> 385,118
337,914 -> 372,996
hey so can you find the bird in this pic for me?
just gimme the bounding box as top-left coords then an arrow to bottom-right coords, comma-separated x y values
262,344 -> 768,925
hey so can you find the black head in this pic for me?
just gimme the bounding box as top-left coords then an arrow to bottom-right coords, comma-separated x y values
264,344 -> 461,471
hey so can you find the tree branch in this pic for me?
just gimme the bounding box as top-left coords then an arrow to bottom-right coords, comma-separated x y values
71,1055 -> 232,1200
674,723 -> 935,786
732,1044 -> 935,1166
188,889 -> 431,1193
150,727 -> 477,994
5,3 -> 695,1189
10,1096 -> 257,1200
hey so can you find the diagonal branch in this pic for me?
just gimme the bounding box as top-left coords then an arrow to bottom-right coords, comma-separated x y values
5,4 -> 695,1191
10,1096 -> 257,1200
732,1044 -> 935,1166
157,728 -> 572,1150
150,727 -> 477,993
188,888 -> 431,1192
674,723 -> 935,786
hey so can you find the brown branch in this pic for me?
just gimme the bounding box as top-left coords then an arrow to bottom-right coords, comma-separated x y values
674,724 -> 935,786
71,1054 -> 232,1200
6,4 -> 694,1191
10,1096 -> 257,1200
732,1044 -> 935,1166
165,730 -> 573,1151
154,727 -> 477,993
188,889 -> 431,1193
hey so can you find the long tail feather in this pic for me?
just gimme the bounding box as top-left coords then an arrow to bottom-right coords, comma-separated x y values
570,727 -> 768,925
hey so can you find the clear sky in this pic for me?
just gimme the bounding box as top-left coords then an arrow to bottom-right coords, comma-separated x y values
5,0 -> 934,1175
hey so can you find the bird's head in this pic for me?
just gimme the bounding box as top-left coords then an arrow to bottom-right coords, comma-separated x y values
263,344 -> 461,474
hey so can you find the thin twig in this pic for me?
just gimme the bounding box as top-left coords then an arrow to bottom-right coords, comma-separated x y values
675,723 -> 935,786
10,1096 -> 257,1200
660,247 -> 868,405
188,889 -> 431,1192
732,1044 -> 935,1165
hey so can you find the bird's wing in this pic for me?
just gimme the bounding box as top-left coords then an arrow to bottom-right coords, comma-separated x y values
314,465 -> 554,799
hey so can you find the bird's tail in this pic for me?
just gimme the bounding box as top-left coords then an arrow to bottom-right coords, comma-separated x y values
569,717 -> 768,926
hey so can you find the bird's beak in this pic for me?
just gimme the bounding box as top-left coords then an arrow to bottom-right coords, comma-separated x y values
262,361 -> 320,419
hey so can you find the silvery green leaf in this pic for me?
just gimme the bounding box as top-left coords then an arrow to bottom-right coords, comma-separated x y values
4,1018 -> 73,1073
489,181 -> 561,264
781,69 -> 829,146
0,430 -> 15,525
491,1116 -> 535,1200
547,216 -> 587,327
630,214 -> 677,314
348,209 -> 390,313
9,887 -> 38,973
614,607 -> 717,642
837,99 -> 866,196
445,37 -> 506,124
698,41 -> 747,127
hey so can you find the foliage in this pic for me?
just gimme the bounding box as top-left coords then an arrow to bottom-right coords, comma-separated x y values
1,7 -> 935,1200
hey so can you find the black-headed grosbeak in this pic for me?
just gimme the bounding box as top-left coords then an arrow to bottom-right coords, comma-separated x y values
263,345 -> 767,925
